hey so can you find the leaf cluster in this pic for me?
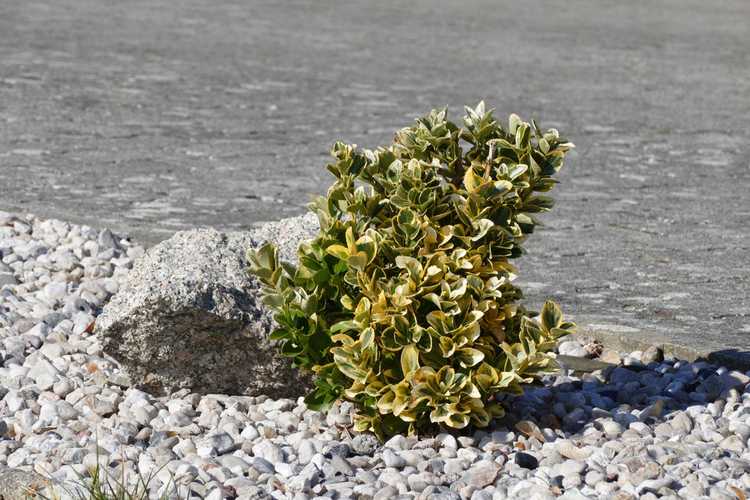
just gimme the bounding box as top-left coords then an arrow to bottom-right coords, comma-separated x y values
248,102 -> 576,439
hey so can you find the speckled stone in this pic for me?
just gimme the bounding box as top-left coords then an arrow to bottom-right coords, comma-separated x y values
96,221 -> 316,397
0,468 -> 56,498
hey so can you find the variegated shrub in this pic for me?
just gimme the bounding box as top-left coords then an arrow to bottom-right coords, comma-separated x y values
248,102 -> 576,439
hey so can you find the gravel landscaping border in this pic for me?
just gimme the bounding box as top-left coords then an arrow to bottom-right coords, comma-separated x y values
1,212 -> 749,499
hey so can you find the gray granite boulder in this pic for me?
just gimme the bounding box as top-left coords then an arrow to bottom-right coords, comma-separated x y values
250,212 -> 320,264
96,213 -> 319,397
0,468 -> 56,499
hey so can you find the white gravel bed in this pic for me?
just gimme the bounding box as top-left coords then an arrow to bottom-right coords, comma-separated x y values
1,211 -> 749,500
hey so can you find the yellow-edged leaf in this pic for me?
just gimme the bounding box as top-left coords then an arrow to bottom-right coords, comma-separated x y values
401,344 -> 420,376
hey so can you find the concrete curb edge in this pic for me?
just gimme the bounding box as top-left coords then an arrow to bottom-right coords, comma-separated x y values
574,326 -> 750,372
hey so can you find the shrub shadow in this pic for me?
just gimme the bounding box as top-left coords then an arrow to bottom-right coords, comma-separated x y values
487,353 -> 749,444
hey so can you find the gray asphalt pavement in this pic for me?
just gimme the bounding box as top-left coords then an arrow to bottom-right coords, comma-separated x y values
1,0 -> 749,361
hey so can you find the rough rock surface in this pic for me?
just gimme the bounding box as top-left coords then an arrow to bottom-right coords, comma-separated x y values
250,212 -> 320,264
96,216 -> 318,397
0,468 -> 55,499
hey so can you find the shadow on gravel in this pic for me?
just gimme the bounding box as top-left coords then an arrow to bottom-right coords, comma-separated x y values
703,349 -> 750,372
473,355 -> 750,494
495,357 -> 747,435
